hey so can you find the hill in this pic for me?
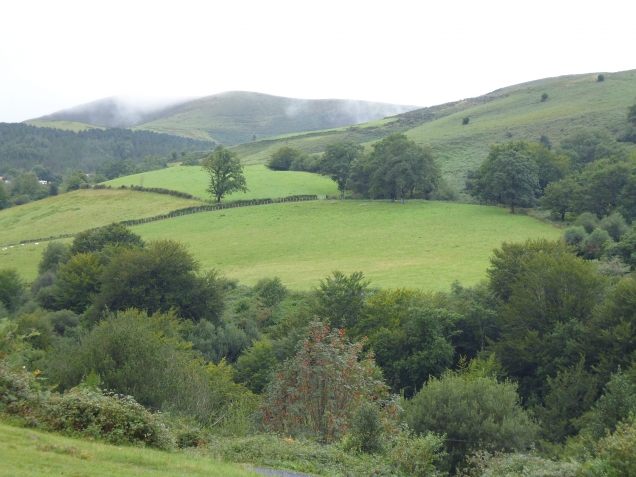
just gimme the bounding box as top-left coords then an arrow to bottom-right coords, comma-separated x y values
105,165 -> 339,200
231,70 -> 636,191
0,423 -> 253,477
31,96 -> 190,128
133,91 -> 417,144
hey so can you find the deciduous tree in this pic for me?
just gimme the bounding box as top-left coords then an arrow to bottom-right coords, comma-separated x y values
202,148 -> 248,202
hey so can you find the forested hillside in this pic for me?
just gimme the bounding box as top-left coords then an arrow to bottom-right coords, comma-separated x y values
0,123 -> 213,174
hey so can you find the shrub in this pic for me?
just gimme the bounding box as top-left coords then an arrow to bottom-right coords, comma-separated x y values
574,212 -> 600,234
389,427 -> 446,477
541,92 -> 549,102
595,416 -> 636,476
563,226 -> 587,248
580,228 -> 612,259
599,212 -> 629,242
597,74 -> 605,82
0,268 -> 25,313
38,242 -> 70,274
462,117 -> 470,125
431,180 -> 459,201
232,338 -> 279,394
346,401 -> 387,454
461,451 -> 580,477
403,368 -> 539,472
253,277 -> 288,308
267,147 -> 304,171
0,362 -> 41,417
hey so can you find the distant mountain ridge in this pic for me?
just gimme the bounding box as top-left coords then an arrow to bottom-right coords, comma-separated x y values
31,92 -> 418,145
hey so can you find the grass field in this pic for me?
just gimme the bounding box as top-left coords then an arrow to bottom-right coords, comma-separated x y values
0,189 -> 202,281
0,423 -> 255,477
231,70 -> 636,191
130,200 -> 562,291
105,165 -> 339,200
24,119 -> 106,132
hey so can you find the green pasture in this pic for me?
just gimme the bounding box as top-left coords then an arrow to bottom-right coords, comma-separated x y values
232,70 -> 636,189
105,165 -> 339,200
24,119 -> 105,132
0,423 -> 254,477
0,189 -> 201,246
131,200 -> 562,291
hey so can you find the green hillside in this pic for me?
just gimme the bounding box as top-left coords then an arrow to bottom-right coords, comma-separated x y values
130,200 -> 561,290
134,91 -> 416,145
105,165 -> 339,200
0,423 -> 254,477
24,119 -> 105,132
231,70 -> 636,190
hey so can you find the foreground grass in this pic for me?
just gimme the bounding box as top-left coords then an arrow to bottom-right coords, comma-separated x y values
132,200 -> 561,290
0,422 -> 255,477
105,164 -> 339,200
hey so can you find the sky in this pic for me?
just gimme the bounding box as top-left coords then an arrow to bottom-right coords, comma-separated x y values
0,0 -> 634,123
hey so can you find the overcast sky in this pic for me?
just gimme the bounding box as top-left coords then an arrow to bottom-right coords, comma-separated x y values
0,0 -> 634,123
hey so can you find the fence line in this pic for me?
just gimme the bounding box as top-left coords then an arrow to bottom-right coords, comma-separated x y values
3,195 -> 318,247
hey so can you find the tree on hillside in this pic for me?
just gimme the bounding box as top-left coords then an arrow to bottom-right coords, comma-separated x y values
0,181 -> 8,209
470,147 -> 540,213
628,104 -> 636,125
319,141 -> 364,198
202,147 -> 248,203
267,146 -> 304,171
351,133 -> 441,201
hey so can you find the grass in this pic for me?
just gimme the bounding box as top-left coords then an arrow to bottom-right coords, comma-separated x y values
231,70 -> 636,190
130,200 -> 562,291
0,422 -> 255,477
105,165 -> 339,200
24,120 -> 105,132
0,189 -> 202,281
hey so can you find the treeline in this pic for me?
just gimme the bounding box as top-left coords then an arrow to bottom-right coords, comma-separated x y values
3,223 -> 636,474
0,123 -> 213,174
267,133 -> 452,201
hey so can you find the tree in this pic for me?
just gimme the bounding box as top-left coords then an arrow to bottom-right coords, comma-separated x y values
557,128 -> 624,170
201,148 -> 248,202
70,223 -> 144,255
313,271 -> 369,329
365,133 -> 441,200
267,146 -> 304,171
629,104 -> 636,125
260,321 -> 395,443
541,177 -> 578,220
53,253 -> 104,314
0,181 -> 8,209
470,148 -> 540,213
319,141 -> 363,198
0,268 -> 24,313
38,242 -> 71,274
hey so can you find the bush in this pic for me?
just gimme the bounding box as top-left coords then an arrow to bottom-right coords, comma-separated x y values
563,226 -> 588,248
461,451 -> 580,477
253,277 -> 288,308
597,74 -> 605,82
599,212 -> 629,242
581,228 -> 612,259
0,268 -> 25,312
574,212 -> 600,234
431,180 -> 459,201
267,147 -> 305,171
346,401 -> 387,454
541,93 -> 549,102
463,117 -> 470,125
38,242 -> 70,274
403,368 -> 539,472
595,416 -> 636,476
0,362 -> 41,417
389,427 -> 446,477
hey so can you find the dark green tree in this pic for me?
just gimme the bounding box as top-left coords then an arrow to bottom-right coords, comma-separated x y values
313,271 -> 369,329
541,177 -> 578,220
38,242 -> 71,274
470,147 -> 540,213
0,268 -> 24,312
319,141 -> 363,198
0,181 -> 8,209
53,253 -> 104,314
267,146 -> 304,171
70,223 -> 144,255
558,128 -> 624,170
202,148 -> 248,202
629,104 -> 636,125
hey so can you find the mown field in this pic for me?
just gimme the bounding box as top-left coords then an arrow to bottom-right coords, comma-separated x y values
231,70 -> 636,191
0,189 -> 203,280
105,165 -> 339,200
131,200 -> 562,290
23,119 -> 106,132
0,423 -> 255,477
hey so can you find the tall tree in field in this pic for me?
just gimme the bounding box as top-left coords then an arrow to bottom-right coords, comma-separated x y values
202,148 -> 248,203
470,147 -> 540,213
319,141 -> 363,198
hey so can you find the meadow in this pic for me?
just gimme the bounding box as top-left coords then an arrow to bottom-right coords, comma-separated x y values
131,200 -> 562,290
0,423 -> 255,477
105,164 -> 339,200
0,189 -> 202,280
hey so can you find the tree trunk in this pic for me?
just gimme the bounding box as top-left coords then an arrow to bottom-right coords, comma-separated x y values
510,202 -> 515,214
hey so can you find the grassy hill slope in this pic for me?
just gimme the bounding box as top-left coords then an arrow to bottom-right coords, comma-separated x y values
231,70 -> 636,190
23,120 -> 105,132
0,423 -> 254,477
131,200 -> 561,290
105,165 -> 339,200
0,189 -> 203,280
134,91 -> 417,144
